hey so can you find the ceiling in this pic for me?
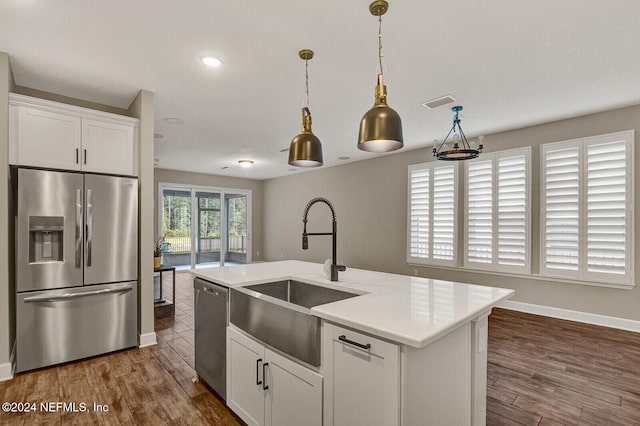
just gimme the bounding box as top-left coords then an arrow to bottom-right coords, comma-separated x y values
1,0 -> 639,180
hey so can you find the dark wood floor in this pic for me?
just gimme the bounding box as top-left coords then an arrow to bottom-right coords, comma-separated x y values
487,308 -> 640,426
1,272 -> 639,425
0,271 -> 241,426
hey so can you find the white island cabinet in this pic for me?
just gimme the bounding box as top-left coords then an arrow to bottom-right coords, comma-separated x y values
227,326 -> 323,426
322,323 -> 400,426
193,260 -> 514,426
9,93 -> 138,176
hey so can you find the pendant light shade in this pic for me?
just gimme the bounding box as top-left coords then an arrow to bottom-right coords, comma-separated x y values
288,49 -> 323,167
358,74 -> 403,152
358,0 -> 403,153
288,107 -> 323,167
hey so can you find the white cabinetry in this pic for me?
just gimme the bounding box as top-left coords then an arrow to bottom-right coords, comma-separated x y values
322,323 -> 400,426
14,106 -> 82,171
227,327 -> 323,426
81,118 -> 135,175
9,93 -> 138,176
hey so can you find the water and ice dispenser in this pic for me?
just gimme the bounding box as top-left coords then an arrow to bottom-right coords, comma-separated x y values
28,216 -> 64,263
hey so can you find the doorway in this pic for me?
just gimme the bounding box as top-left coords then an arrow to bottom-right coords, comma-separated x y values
159,183 -> 251,269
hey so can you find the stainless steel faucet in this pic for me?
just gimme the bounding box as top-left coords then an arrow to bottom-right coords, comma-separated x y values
302,197 -> 346,281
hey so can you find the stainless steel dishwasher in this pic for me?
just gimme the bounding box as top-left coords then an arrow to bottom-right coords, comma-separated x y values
194,277 -> 228,400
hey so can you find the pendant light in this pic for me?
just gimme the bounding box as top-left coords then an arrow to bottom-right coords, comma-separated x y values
358,0 -> 403,153
288,49 -> 323,167
433,106 -> 484,161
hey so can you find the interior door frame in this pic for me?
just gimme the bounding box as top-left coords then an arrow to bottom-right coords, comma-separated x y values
157,181 -> 252,268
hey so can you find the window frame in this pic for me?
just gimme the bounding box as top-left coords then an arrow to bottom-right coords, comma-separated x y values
540,130 -> 634,286
463,147 -> 532,274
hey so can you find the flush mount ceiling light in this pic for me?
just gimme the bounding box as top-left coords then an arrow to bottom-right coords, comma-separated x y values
288,49 -> 323,167
238,160 -> 254,168
358,0 -> 403,153
202,56 -> 222,68
163,117 -> 184,125
433,106 -> 484,161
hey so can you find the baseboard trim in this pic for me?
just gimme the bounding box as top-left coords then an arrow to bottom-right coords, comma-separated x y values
139,332 -> 157,348
0,341 -> 16,382
497,300 -> 640,333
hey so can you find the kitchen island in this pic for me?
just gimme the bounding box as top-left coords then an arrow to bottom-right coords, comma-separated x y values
193,260 -> 514,426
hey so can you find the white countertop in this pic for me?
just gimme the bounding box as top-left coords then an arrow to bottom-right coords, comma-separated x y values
192,260 -> 514,348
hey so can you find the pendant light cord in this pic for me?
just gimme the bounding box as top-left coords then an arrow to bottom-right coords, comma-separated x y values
305,58 -> 310,107
378,14 -> 384,75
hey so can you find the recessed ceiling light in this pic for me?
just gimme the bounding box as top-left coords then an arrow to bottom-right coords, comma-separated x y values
202,56 -> 222,68
238,160 -> 254,168
338,156 -> 351,160
154,133 -> 164,139
163,117 -> 184,125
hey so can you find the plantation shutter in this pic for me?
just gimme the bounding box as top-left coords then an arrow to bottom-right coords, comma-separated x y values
409,168 -> 429,259
465,148 -> 530,272
586,141 -> 627,275
543,146 -> 580,272
541,131 -> 633,285
433,166 -> 455,260
466,160 -> 493,264
407,162 -> 457,266
497,155 -> 528,267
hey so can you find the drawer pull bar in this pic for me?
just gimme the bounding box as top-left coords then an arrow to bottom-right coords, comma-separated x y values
338,335 -> 371,350
262,362 -> 269,390
256,358 -> 262,386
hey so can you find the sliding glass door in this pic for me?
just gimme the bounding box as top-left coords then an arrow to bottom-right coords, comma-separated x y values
159,184 -> 251,269
196,191 -> 221,267
162,189 -> 193,268
225,193 -> 248,265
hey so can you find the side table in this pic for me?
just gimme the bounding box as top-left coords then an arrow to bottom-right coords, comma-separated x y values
154,264 -> 176,318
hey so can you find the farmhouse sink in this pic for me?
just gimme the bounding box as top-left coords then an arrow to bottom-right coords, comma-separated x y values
230,280 -> 359,366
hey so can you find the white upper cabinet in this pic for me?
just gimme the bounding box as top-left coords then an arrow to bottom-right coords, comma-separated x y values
9,93 -> 139,176
82,118 -> 135,175
15,106 -> 82,171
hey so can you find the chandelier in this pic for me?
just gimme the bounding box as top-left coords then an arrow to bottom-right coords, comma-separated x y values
433,106 -> 484,161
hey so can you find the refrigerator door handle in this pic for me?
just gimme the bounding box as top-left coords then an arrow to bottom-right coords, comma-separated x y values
75,189 -> 82,268
23,286 -> 133,303
86,189 -> 93,267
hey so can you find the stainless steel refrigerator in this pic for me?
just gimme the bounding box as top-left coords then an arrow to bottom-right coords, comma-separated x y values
14,167 -> 138,373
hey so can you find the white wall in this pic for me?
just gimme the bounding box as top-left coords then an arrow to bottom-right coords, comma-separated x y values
0,52 -> 15,369
263,103 -> 640,321
129,90 -> 155,344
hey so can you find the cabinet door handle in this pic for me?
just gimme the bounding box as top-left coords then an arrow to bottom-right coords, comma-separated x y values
338,335 -> 371,350
83,149 -> 87,164
75,148 -> 79,164
262,362 -> 269,390
256,358 -> 262,386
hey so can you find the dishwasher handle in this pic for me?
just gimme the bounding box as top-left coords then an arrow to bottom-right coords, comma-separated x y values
195,278 -> 228,299
203,286 -> 227,299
